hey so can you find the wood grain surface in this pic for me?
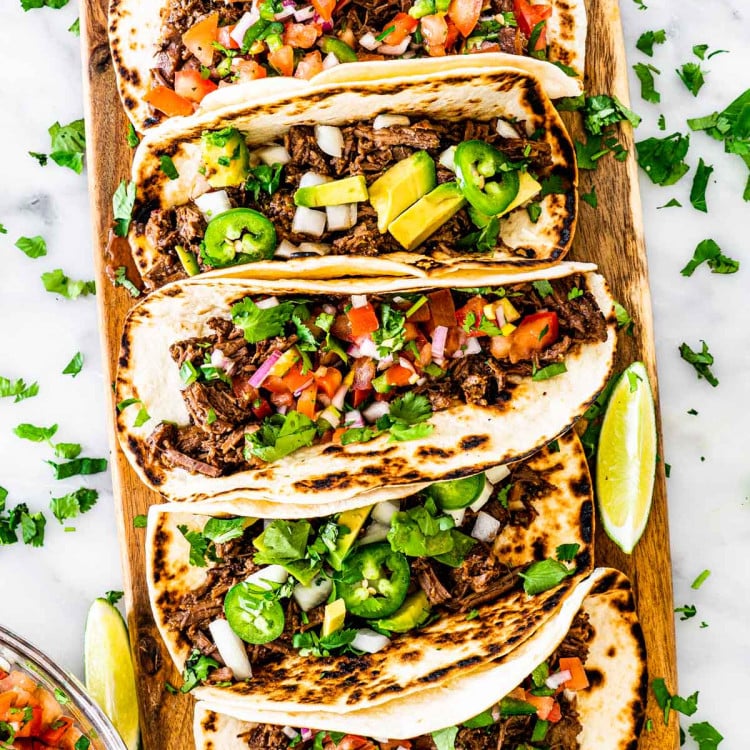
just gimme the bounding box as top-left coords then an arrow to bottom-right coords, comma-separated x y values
79,0 -> 678,746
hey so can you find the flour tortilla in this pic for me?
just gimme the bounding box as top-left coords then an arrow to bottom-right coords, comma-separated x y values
148,431 -> 596,713
129,66 -> 578,284
108,0 -> 585,132
193,568 -> 646,746
115,265 -> 615,510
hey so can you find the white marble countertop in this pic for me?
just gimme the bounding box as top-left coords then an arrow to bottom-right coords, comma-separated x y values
1,0 -> 748,746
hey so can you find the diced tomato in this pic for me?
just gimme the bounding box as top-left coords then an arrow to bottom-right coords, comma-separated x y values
490,335 -> 512,359
381,12 -> 418,45
0,692 -> 13,717
312,0 -> 336,22
263,376 -> 291,395
251,397 -> 273,420
231,376 -> 259,405
34,687 -> 63,727
59,725 -> 84,750
39,716 -> 73,744
352,387 -> 372,407
427,289 -> 456,328
381,743 -> 412,750
314,367 -> 343,398
182,13 -> 219,66
558,657 -> 589,691
332,427 -> 348,443
334,735 -> 377,750
346,303 -> 379,337
296,383 -> 318,419
268,44 -> 295,77
281,361 -> 314,394
174,69 -> 218,103
143,86 -> 194,117
513,0 -> 551,47
385,364 -> 413,387
547,700 -> 562,724
455,296 -> 489,337
16,706 -> 43,737
447,0 -> 482,38
420,14 -> 448,55
294,50 -> 325,80
509,311 -> 558,363
284,22 -> 320,49
524,693 -> 555,721
232,59 -> 268,83
444,18 -> 460,50
217,24 -> 240,50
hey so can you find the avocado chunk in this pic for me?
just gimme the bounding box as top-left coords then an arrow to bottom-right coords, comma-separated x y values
201,127 -> 250,188
322,598 -> 347,637
295,175 -> 369,208
500,171 -> 542,215
375,589 -> 431,633
369,151 -> 436,233
328,505 -> 373,571
388,182 -> 466,251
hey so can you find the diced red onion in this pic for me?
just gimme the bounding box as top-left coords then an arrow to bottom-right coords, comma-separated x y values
314,14 -> 333,31
255,144 -> 291,166
546,670 -> 573,690
398,357 -> 416,374
376,354 -> 394,371
282,727 -> 299,740
293,378 -> 314,397
465,337 -> 482,355
231,10 -> 260,46
332,383 -> 349,410
378,35 -> 411,55
344,409 -> 364,427
346,343 -> 362,358
373,114 -> 410,130
256,296 -> 279,309
274,6 -> 296,19
208,619 -> 252,681
274,239 -> 299,259
372,498 -> 400,524
351,629 -> 391,653
326,203 -> 357,231
469,479 -> 494,512
297,242 -> 332,256
415,376 -> 426,386
351,294 -> 368,309
249,350 -> 282,387
293,4 -> 315,21
495,305 -> 507,327
496,119 -> 521,139
194,190 -> 231,220
277,405 -> 288,415
292,205 -> 327,237
299,171 -> 330,188
471,511 -> 502,542
359,32 -> 379,50
363,400 -> 390,423
300,729 -> 313,741
210,349 -> 234,374
358,337 -> 378,358
323,304 -> 336,315
431,326 -> 448,360
486,465 -> 510,485
314,125 -> 344,158
322,52 -> 340,69
319,405 -> 341,428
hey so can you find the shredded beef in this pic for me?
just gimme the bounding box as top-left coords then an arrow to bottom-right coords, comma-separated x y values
285,126 -> 331,175
453,355 -> 507,406
238,723 -> 290,750
182,381 -> 249,430
175,203 -> 206,244
413,558 -> 453,606
447,542 -> 510,600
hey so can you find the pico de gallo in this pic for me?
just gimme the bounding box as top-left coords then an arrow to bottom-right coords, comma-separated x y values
147,0 -> 559,119
164,448 -> 587,692
140,277 -> 607,478
0,665 -> 92,750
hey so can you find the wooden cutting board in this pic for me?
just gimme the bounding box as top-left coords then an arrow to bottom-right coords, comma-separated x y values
79,0 -> 678,746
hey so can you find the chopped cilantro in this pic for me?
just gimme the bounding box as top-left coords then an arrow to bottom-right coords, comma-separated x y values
114,266 -> 141,297
231,297 -> 295,343
55,442 -> 81,459
159,155 -> 180,180
539,174 -> 565,197
636,29 -> 666,57
62,351 -> 84,377
50,488 -> 98,523
29,151 -> 48,166
0,375 -> 38,403
519,558 -> 574,595
431,727 -> 459,750
691,569 -> 711,589
105,590 -> 123,606
13,423 -> 58,443
688,722 -> 723,750
674,604 -> 697,620
679,341 -> 718,386
14,235 -> 47,259
658,114 -> 666,130
633,63 -> 661,103
133,514 -> 148,528
245,411 -> 317,463
126,123 -> 140,148
21,0 -> 69,8
636,132 -> 690,185
680,239 -> 738,276
613,301 -> 634,334
657,198 -> 682,208
555,543 -> 580,561
113,180 -> 137,237
677,62 -> 706,96
47,457 -> 108,480
20,511 -> 46,547
581,187 -> 598,207
42,269 -> 95,299
689,159 -> 713,212
532,280 -> 554,298
583,95 -> 641,135
68,16 -> 80,35
526,202 -> 542,222
181,649 -> 220,692
245,163 -> 284,201
40,119 -> 86,173
532,362 -> 567,381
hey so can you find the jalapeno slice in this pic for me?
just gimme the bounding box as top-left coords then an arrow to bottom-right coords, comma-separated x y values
203,208 -> 277,268
338,544 -> 410,619
454,140 -> 521,216
319,36 -> 358,62
426,472 -> 486,510
224,581 -> 285,644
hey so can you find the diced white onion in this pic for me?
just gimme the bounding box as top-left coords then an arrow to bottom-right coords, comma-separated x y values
469,478 -> 494,512
293,4 -> 315,21
299,171 -> 331,188
255,296 -> 280,309
255,144 -> 291,166
546,670 -> 573,690
373,114 -> 411,130
378,36 -> 411,55
345,409 -> 364,427
351,628 -> 391,653
297,242 -> 332,256
282,727 -> 299,740
331,382 -> 349,410
486,465 -> 511,485
293,576 -> 333,612
358,522 -> 390,546
231,9 -> 261,46
274,5 -> 296,19
246,565 -> 289,589
357,336 -> 378,358
319,405 -> 341,428
438,146 -> 457,172
445,508 -> 466,526
376,354 -> 394,371
322,52 -> 341,69
363,400 -> 390,423
351,294 -> 368,308
495,119 -> 520,139
471,511 -> 501,542
326,202 -> 358,231
0,656 -> 11,673
372,499 -> 400,525
293,206 -> 327,237
274,239 -> 300,258
314,125 -> 344,158
208,619 -> 253,680
464,337 -> 482,355
358,32 -> 380,50
210,348 -> 233,373
194,190 -> 232,220
495,305 -> 507,328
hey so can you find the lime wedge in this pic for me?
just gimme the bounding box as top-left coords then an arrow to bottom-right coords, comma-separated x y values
84,598 -> 141,750
595,361 -> 657,554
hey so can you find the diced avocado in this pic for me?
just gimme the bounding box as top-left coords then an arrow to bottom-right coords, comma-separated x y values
369,151 -> 436,233
294,176 -> 369,208
388,182 -> 467,251
499,172 -> 542,216
328,505 -> 373,571
175,244 -> 200,276
375,590 -> 431,633
201,127 -> 250,188
322,598 -> 347,637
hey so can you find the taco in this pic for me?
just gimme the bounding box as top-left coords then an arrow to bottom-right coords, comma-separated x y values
129,67 -> 577,288
108,0 -> 586,131
147,432 -> 597,714
193,567 -> 646,748
115,266 -> 615,509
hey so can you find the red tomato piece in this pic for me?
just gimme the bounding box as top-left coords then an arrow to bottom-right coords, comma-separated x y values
233,59 -> 268,83
174,69 -> 218,103
251,397 -> 273,420
296,383 -> 318,419
281,361 -> 314,394
524,693 -> 555,721
420,14 -> 448,49
182,13 -> 220,66
143,86 -> 194,117
547,700 -> 562,723
284,22 -> 321,49
385,364 -> 413,387
294,50 -> 325,80
509,310 -> 558,363
444,18 -> 460,50
216,24 -> 240,50
447,0 -> 482,38
312,0 -> 336,22
346,303 -> 379,337
558,656 -> 590,691
352,387 -> 372,407
381,13 -> 418,45
39,716 -> 74,744
513,0 -> 552,43
455,296 -> 489,337
268,44 -> 295,76
314,367 -> 343,399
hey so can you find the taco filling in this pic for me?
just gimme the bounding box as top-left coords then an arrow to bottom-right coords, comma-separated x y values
148,0 -> 558,116
144,277 -> 606,478
138,115 -> 568,287
165,454 -> 588,692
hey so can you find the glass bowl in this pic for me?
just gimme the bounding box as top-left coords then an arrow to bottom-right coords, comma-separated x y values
0,623 -> 127,750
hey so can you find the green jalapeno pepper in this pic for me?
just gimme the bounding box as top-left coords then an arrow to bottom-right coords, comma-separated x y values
202,208 -> 277,267
337,544 -> 410,619
454,140 -> 520,216
426,472 -> 487,510
224,581 -> 285,644
319,36 -> 359,63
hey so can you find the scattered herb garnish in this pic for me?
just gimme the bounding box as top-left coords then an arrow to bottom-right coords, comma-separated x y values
633,63 -> 661,103
114,266 -> 142,297
159,155 -> 180,180
47,457 -> 108,480
14,235 -> 47,259
42,269 -> 95,299
126,123 -> 140,148
636,29 -> 666,57
112,180 -> 137,237
105,590 -> 124,605
677,62 -> 706,97
657,198 -> 682,209
68,17 -> 80,35
181,649 -> 220,692
33,119 -> 86,173
20,0 -> 70,8
636,132 -> 690,185
133,515 -> 148,528
581,187 -> 598,207
62,351 -> 84,377
674,603 -> 697,620
680,239 -> 739,276
692,569 -> 711,589
689,158 -> 713,212
50,488 -> 98,523
519,558 -> 575,595
679,341 -> 718,386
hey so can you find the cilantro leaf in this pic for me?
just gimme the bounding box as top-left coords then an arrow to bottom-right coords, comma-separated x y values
29,151 -> 48,166
126,123 -> 140,148
532,280 -> 554,298
245,163 -> 284,201
47,457 -> 108,480
689,158 -> 713,212
181,649 -> 220,692
231,298 -> 295,343
555,543 -> 580,561
372,304 -> 406,357
688,722 -> 723,750
519,558 -> 574,595
458,216 -> 500,253
583,94 -> 641,135
54,442 -> 82,459
15,235 -> 47,259
680,239 -> 739,277
47,120 -> 86,174
581,187 -> 598,207
0,376 -> 39,403
133,515 -> 148,528
50,488 -> 98,523
658,198 -> 682,208
674,603 -> 697,620
13,423 -> 58,443
636,29 -> 666,57
532,362 -> 567,381
389,392 -> 432,426
112,180 -> 137,237
105,590 -> 123,605
21,511 -> 46,546
178,524 -> 211,567
203,517 -> 250,544
431,727 -> 459,750
636,132 -> 690,185
62,352 -> 84,377
677,62 -> 706,97
633,63 -> 661,103
679,341 -> 718,386
68,16 -> 80,35
114,266 -> 141,297
245,411 -> 317,463
21,0 -> 69,9
41,269 -> 96,299
159,155 -> 179,180
613,301 -> 634,334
